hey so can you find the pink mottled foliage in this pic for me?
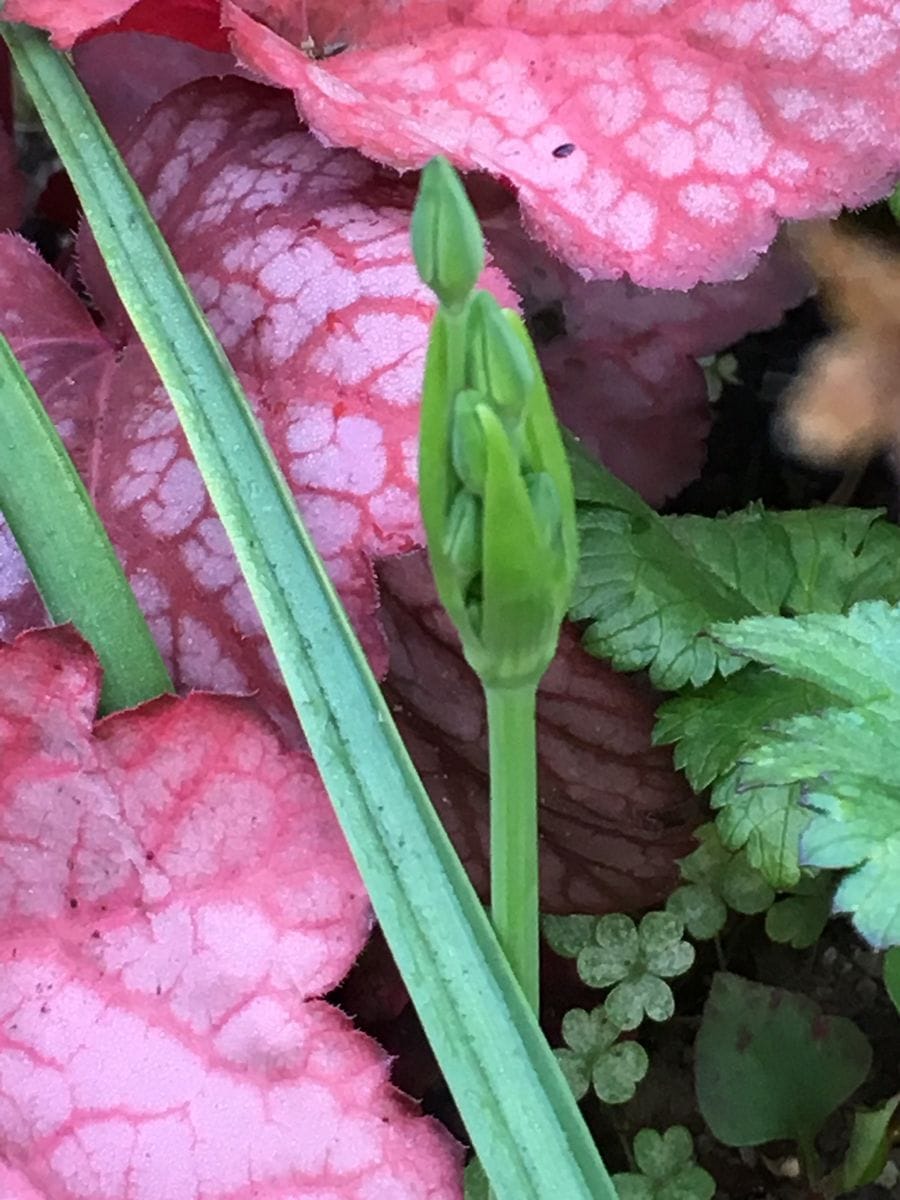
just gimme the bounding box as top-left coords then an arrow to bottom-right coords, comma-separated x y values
379,552 -> 698,913
10,0 -> 898,287
481,198 -> 810,503
0,627 -> 461,1199
0,74 -> 797,912
225,0 -> 900,288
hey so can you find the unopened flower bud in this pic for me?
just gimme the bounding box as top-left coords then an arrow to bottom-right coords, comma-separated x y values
451,389 -> 490,494
411,156 -> 484,311
466,292 -> 534,414
524,472 -> 562,551
442,490 -> 482,585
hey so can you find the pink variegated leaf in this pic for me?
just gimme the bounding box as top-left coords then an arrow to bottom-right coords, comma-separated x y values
483,203 -> 811,503
3,0 -> 226,50
72,31 -> 237,143
0,627 -> 461,1200
0,79 -> 513,733
225,0 -> 900,288
378,552 -> 698,914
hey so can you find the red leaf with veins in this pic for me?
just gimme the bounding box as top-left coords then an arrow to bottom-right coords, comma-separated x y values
1,79 -> 513,735
224,0 -> 900,288
72,32 -> 237,144
5,0 -> 226,51
0,627 -> 461,1199
0,129 -> 23,231
379,552 -> 698,913
482,202 -> 810,503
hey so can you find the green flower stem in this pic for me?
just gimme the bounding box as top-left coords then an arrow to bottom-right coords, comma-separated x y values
443,302 -> 468,412
487,683 -> 540,1013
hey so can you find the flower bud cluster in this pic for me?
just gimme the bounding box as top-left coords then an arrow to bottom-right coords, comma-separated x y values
413,157 -> 577,690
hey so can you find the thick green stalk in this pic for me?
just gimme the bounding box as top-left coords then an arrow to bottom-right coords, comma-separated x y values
0,332 -> 173,712
487,683 -> 540,1013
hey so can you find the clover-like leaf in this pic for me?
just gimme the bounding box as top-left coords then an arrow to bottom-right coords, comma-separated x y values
667,824 -> 774,940
556,1007 -> 649,1106
577,913 -> 694,1031
613,1127 -> 715,1200
764,873 -> 834,950
542,913 -> 599,959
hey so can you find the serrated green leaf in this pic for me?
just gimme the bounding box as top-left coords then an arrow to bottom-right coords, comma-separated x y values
569,436 -> 900,691
715,603 -> 900,946
695,973 -> 872,1149
711,770 -> 808,890
712,601 -> 900,705
569,441 -> 751,689
655,669 -> 833,793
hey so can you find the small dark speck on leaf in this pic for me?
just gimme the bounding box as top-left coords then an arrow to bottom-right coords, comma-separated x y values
811,1014 -> 830,1041
769,990 -> 784,1011
736,1026 -> 752,1053
553,143 -> 576,158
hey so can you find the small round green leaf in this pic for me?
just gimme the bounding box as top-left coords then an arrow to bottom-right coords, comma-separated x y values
695,972 -> 872,1147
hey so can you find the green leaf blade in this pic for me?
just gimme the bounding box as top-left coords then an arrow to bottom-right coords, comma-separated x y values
0,332 -> 172,712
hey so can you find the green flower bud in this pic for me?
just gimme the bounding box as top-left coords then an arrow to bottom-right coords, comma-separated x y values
524,472 -> 562,551
442,490 -> 482,585
411,156 -> 485,311
451,389 -> 490,494
465,292 -> 535,414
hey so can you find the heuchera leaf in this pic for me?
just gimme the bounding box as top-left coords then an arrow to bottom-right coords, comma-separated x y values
0,626 -> 464,1198
377,550 -> 698,914
0,125 -> 23,230
695,972 -> 872,1151
223,0 -> 900,288
72,30 -> 236,143
0,75 -> 698,918
482,209 -> 808,507
4,0 -> 227,51
0,78 -> 515,736
713,600 -> 900,948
